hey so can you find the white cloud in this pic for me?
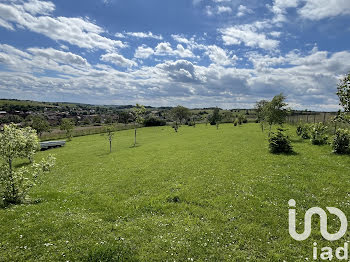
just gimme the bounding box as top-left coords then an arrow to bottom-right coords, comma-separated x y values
134,45 -> 154,59
217,6 -> 232,14
205,6 -> 214,16
171,34 -> 190,44
298,0 -> 350,20
1,43 -> 349,109
205,45 -> 237,66
157,60 -> 202,84
269,31 -> 282,38
220,24 -> 279,50
269,0 -> 300,23
114,32 -> 125,38
23,0 -> 55,15
212,0 -> 231,2
0,18 -> 14,30
237,5 -> 253,17
100,53 -> 137,68
0,1 -> 126,51
154,42 -> 195,58
124,31 -> 163,40
176,44 -> 195,58
155,42 -> 173,54
0,44 -> 90,76
28,47 -> 89,66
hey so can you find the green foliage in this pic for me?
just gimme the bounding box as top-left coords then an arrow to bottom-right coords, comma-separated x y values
263,94 -> 288,127
336,73 -> 350,124
332,128 -> 350,154
209,107 -> 221,125
187,119 -> 196,127
0,114 -> 23,125
132,104 -> 146,125
144,117 -> 166,127
237,114 -> 244,125
337,72 -> 350,112
0,124 -> 55,206
233,119 -> 238,126
296,123 -> 311,139
268,128 -> 293,154
172,121 -> 179,132
255,100 -> 269,123
220,111 -> 233,123
296,123 -> 303,136
60,118 -> 75,140
132,104 -> 146,146
0,124 -> 39,161
30,115 -> 50,137
310,123 -> 328,145
171,105 -> 190,124
118,111 -> 132,125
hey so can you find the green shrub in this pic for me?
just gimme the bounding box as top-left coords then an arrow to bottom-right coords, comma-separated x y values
268,128 -> 293,154
0,124 -> 56,206
238,114 -> 244,125
296,123 -> 303,136
296,123 -> 311,139
310,123 -> 328,145
233,119 -> 238,126
332,129 -> 350,154
144,117 -> 166,127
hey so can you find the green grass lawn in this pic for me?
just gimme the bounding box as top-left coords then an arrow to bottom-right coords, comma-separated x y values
1,123 -> 350,261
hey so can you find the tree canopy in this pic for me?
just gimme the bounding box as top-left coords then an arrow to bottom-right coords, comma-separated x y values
171,106 -> 190,124
263,94 -> 288,127
31,115 -> 50,137
336,72 -> 350,124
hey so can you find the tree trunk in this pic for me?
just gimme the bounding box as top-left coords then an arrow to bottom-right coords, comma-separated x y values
109,140 -> 112,153
134,127 -> 137,147
268,124 -> 272,137
8,158 -> 16,202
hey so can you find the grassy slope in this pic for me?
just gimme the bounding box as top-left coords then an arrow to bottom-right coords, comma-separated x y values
1,123 -> 350,261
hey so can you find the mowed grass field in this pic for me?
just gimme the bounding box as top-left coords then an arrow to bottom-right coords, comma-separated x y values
1,123 -> 350,261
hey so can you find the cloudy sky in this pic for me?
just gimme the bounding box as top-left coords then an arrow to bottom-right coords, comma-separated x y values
0,0 -> 349,110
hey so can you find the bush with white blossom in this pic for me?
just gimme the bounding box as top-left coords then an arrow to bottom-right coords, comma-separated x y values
0,124 -> 55,206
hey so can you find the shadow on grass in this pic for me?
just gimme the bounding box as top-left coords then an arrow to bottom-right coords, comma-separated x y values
290,138 -> 305,143
270,151 -> 299,156
129,144 -> 141,148
0,198 -> 44,209
14,161 -> 31,168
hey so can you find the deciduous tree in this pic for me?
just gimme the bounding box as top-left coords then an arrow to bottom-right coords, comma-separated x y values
263,94 -> 288,136
60,118 -> 75,140
132,104 -> 146,147
170,105 -> 190,132
336,72 -> 350,123
30,115 -> 50,137
0,124 -> 55,206
255,100 -> 269,132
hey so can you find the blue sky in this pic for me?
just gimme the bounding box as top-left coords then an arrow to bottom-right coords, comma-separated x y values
0,0 -> 350,110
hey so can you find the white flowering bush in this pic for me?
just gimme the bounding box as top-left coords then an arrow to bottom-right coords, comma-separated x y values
0,124 -> 56,206
310,122 -> 328,145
